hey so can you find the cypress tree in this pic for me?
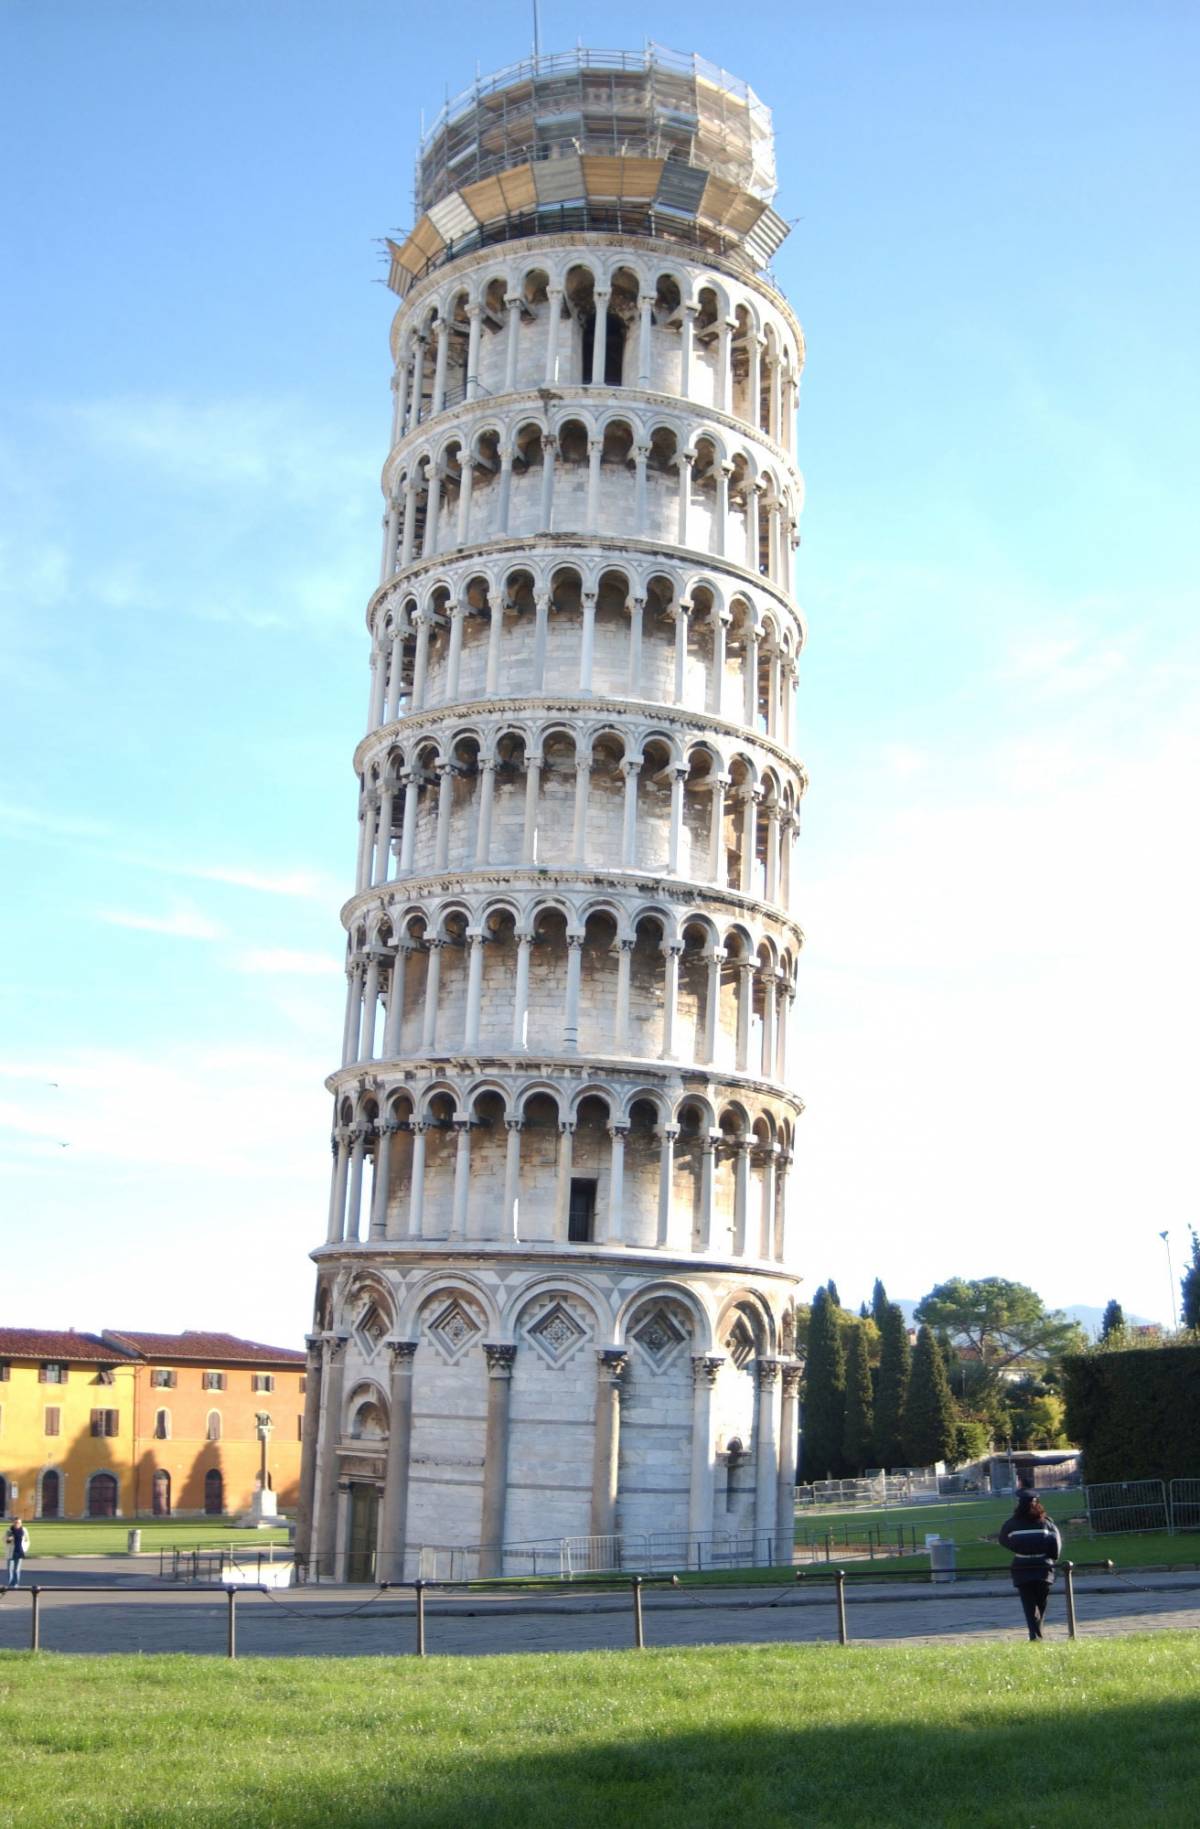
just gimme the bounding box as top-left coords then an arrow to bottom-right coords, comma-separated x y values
801,1287 -> 846,1480
1182,1230 -> 1200,1331
871,1277 -> 889,1328
858,1300 -> 870,1321
903,1324 -> 959,1467
874,1302 -> 911,1469
842,1323 -> 875,1473
1100,1299 -> 1125,1340
826,1278 -> 841,1310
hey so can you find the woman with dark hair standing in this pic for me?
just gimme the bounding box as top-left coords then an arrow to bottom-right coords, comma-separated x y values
999,1491 -> 1062,1640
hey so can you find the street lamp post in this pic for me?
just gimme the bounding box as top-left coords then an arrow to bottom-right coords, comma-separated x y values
1159,1230 -> 1178,1330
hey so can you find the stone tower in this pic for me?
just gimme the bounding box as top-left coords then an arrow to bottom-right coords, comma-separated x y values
297,44 -> 808,1582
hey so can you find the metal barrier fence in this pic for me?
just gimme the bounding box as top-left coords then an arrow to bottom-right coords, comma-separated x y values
1085,1481 -> 1170,1535
314,1528 -> 783,1586
1170,1479 -> 1200,1531
0,1560 -> 1125,1659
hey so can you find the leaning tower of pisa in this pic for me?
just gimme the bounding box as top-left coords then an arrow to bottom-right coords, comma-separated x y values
297,45 -> 808,1581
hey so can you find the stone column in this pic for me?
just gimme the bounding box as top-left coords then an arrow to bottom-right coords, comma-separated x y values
613,937 -> 634,1052
379,1340 -> 418,1583
397,770 -> 420,873
672,602 -> 690,703
714,462 -> 731,558
501,1118 -> 523,1240
480,1345 -> 517,1576
294,1334 -> 324,1563
382,942 -> 410,1057
341,960 -> 363,1067
637,293 -> 653,387
345,1127 -> 367,1244
769,351 -> 783,443
732,1138 -> 751,1254
749,335 -> 764,429
433,763 -> 454,870
679,304 -> 696,397
420,939 -> 442,1051
387,624 -> 406,721
709,609 -> 729,716
444,603 -> 465,702
503,296 -> 522,392
325,1129 -> 346,1243
746,481 -> 761,572
357,791 -> 378,893
776,1362 -> 801,1565
765,808 -> 780,902
589,291 -> 610,385
775,1150 -> 792,1260
578,591 -> 597,694
759,1144 -> 779,1259
369,1121 -> 395,1238
703,947 -> 724,1064
521,752 -> 542,863
660,943 -> 682,1059
484,601 -> 504,694
633,443 -> 649,535
313,1334 -> 348,1581
373,784 -> 394,885
667,764 -> 687,875
601,1123 -> 628,1243
738,788 -> 759,894
406,1121 -> 427,1238
716,319 -> 732,411
620,758 -> 640,865
760,971 -> 776,1079
497,445 -> 514,534
465,304 -> 482,400
688,1354 -> 723,1547
539,432 -> 557,530
554,1120 -> 576,1242
531,592 -> 550,689
367,643 -> 386,727
543,286 -> 563,383
409,334 -> 428,430
410,610 -> 431,709
456,453 -> 475,545
743,627 -> 759,726
655,1124 -> 678,1246
697,1132 -> 718,1252
511,930 -> 533,1048
626,596 -> 644,693
400,474 -> 418,565
422,460 -> 442,557
736,961 -> 754,1070
754,1359 -> 781,1560
431,318 -> 450,416
571,742 -> 590,863
708,775 -> 729,883
391,350 -> 410,443
589,1349 -> 628,1537
463,929 -> 486,1049
450,1115 -> 471,1239
563,932 -> 584,1051
586,437 -> 603,526
676,449 -> 693,546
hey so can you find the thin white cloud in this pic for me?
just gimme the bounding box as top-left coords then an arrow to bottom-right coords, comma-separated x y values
234,948 -> 340,976
97,907 -> 227,942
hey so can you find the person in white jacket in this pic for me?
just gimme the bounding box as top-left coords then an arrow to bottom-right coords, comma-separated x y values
4,1518 -> 30,1588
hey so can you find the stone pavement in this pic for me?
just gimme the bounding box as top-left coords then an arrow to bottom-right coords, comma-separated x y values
1,1563 -> 1197,1657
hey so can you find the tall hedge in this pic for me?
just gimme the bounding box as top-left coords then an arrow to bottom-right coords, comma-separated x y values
1062,1345 -> 1200,1483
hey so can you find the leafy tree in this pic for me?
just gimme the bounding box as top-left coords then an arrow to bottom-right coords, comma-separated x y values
842,1324 -> 874,1473
1182,1229 -> 1200,1331
826,1279 -> 841,1310
871,1278 -> 889,1328
952,1419 -> 992,1464
913,1278 -> 1084,1385
903,1325 -> 958,1467
801,1287 -> 846,1480
874,1303 -> 911,1469
1100,1299 -> 1126,1341
1006,1377 -> 1069,1449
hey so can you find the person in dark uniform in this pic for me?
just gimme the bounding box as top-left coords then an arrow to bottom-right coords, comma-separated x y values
999,1491 -> 1062,1639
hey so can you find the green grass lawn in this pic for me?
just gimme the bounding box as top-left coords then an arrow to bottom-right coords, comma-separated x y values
20,1520 -> 289,1558
1,1639 -> 1198,1827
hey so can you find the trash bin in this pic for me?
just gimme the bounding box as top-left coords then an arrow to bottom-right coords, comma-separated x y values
926,1535 -> 956,1584
127,1529 -> 142,1554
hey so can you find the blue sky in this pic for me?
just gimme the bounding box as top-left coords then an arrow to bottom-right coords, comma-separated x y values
3,1 -> 1198,1344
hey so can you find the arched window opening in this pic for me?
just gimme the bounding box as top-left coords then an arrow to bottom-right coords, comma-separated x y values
206,1410 -> 222,1443
87,1472 -> 118,1518
153,1408 -> 170,1441
40,1469 -> 61,1518
152,1469 -> 171,1517
204,1468 -> 224,1516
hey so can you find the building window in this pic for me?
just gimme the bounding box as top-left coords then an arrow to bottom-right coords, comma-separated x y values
297,1414 -> 304,1442
202,1371 -> 226,1392
90,1408 -> 120,1437
568,1178 -> 597,1243
251,1374 -> 275,1394
44,1406 -> 61,1438
204,1468 -> 224,1515
298,1375 -> 307,1395
87,1471 -> 118,1517
39,1363 -> 67,1384
150,1368 -> 176,1389
40,1469 -> 61,1518
94,1368 -> 115,1386
206,1410 -> 222,1443
0,1361 -> 10,1382
152,1469 -> 171,1517
153,1409 -> 170,1441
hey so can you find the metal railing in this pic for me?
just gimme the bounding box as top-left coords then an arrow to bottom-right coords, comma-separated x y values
1083,1478 -> 1200,1537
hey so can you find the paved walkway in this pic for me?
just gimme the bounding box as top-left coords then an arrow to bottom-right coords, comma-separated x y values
1,1563 -> 1197,1657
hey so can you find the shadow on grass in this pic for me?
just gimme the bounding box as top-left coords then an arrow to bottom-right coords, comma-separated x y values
176,1694 -> 1200,1829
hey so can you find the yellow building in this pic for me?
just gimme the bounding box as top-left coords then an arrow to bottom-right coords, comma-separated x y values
0,1327 -> 305,1520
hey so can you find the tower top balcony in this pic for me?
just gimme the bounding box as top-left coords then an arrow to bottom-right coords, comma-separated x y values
386,44 -> 789,301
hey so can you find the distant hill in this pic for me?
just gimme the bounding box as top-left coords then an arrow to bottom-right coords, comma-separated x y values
892,1298 -> 1152,1340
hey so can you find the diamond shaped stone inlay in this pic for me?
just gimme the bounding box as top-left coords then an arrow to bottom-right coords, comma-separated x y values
428,1298 -> 481,1361
527,1301 -> 587,1365
356,1303 -> 387,1354
632,1306 -> 688,1365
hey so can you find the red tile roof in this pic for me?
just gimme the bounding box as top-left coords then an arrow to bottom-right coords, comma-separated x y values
0,1328 -> 135,1362
101,1329 -> 304,1365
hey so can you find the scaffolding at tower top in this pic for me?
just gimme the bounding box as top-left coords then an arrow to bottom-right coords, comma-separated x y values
416,44 -> 777,219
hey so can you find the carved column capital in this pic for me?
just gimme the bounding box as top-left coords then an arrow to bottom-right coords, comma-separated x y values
756,1357 -> 781,1389
597,1347 -> 629,1383
484,1343 -> 517,1378
692,1353 -> 724,1387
